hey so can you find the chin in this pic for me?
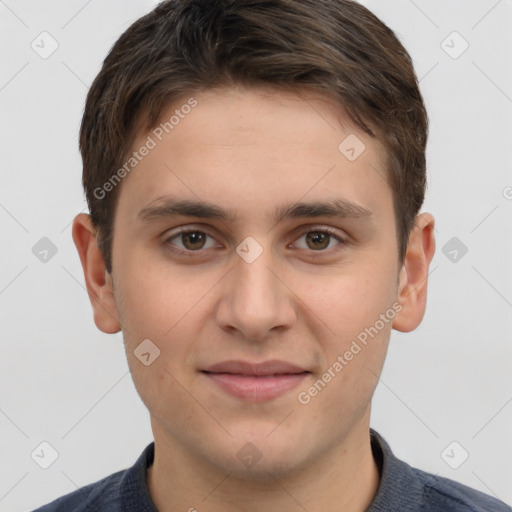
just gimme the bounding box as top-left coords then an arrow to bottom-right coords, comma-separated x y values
211,431 -> 316,482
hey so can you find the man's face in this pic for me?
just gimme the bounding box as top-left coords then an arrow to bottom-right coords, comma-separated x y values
110,86 -> 402,478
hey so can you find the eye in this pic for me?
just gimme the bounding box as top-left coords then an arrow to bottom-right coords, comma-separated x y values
293,227 -> 344,252
163,226 -> 346,257
165,229 -> 218,253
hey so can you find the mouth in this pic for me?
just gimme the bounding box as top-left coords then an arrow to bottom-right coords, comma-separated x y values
200,360 -> 311,402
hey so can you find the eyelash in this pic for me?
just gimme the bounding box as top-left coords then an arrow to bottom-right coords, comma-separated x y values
163,226 -> 347,258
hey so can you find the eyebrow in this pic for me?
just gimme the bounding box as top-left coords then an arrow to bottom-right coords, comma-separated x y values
137,196 -> 373,225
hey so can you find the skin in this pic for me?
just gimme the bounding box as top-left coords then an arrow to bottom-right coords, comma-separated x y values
73,85 -> 435,511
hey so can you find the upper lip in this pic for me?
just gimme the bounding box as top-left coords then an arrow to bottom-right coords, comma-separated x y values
202,360 -> 309,376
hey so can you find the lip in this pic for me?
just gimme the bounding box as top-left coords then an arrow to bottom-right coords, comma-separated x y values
201,359 -> 310,402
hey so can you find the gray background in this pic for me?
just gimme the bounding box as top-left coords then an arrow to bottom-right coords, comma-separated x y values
1,0 -> 511,510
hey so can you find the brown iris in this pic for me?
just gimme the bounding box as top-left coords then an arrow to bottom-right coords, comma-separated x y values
181,232 -> 207,250
306,232 -> 330,250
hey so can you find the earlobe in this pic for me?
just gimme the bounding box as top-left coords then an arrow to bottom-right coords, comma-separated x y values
71,213 -> 121,334
392,213 -> 436,333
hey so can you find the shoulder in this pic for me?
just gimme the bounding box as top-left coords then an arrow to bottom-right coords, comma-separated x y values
368,430 -> 511,512
30,442 -> 156,512
414,467 -> 511,512
30,468 -> 127,512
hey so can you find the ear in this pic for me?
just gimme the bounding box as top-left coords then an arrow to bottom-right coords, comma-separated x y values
72,213 -> 121,334
392,212 -> 436,332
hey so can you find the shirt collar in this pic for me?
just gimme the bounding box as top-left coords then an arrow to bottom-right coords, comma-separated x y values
367,429 -> 425,511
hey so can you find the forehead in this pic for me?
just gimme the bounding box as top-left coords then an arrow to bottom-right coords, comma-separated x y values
115,86 -> 392,226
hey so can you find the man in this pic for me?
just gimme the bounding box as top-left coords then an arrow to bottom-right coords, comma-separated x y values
32,0 -> 511,510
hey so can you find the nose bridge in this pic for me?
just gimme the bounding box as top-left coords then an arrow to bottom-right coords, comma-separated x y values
217,245 -> 294,339
235,252 -> 277,305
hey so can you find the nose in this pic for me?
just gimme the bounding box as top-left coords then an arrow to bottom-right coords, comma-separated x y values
215,248 -> 296,342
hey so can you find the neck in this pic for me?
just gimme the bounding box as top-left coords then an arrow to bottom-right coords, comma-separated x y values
147,418 -> 380,512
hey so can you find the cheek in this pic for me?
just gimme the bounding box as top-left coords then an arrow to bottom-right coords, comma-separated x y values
298,262 -> 398,341
114,256 -> 201,341
296,315 -> 391,433
113,261 -> 209,390
293,257 -> 397,403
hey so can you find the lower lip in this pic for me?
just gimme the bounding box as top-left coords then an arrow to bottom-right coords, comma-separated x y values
202,372 -> 309,402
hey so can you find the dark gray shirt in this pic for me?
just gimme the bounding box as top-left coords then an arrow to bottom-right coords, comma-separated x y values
32,430 -> 511,511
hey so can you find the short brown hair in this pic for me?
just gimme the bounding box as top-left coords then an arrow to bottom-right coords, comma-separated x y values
80,0 -> 428,274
